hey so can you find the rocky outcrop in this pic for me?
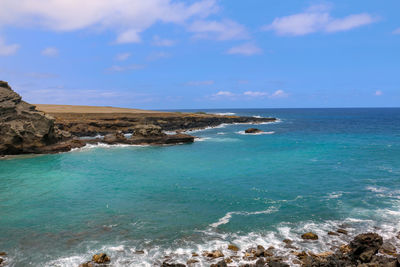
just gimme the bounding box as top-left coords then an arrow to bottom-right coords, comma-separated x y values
0,81 -> 85,155
0,81 -> 60,155
99,127 -> 194,145
46,112 -> 276,137
245,128 -> 263,134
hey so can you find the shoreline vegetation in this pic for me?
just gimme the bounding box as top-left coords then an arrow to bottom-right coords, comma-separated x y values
0,81 -> 276,157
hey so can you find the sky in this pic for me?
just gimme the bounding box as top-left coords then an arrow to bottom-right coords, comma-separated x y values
0,0 -> 399,109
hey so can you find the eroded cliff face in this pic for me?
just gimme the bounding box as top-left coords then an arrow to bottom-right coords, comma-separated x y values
0,81 -> 59,155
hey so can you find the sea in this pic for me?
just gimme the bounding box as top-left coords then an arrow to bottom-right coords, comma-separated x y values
1,108 -> 400,266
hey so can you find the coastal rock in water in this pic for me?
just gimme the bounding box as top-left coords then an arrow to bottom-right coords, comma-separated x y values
349,233 -> 382,262
337,228 -> 348,235
104,131 -> 128,144
204,250 -> 224,258
244,128 -> 263,134
210,259 -> 227,267
161,261 -> 186,267
0,81 -> 61,155
301,232 -> 319,240
92,253 -> 110,263
228,244 -> 240,252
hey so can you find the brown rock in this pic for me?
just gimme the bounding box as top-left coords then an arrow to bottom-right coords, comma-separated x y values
132,124 -> 164,137
228,244 -> 240,252
78,262 -> 93,267
379,242 -> 396,256
92,253 -> 110,263
0,81 -> 61,155
205,250 -> 224,258
186,258 -> 198,265
339,244 -> 351,254
191,252 -> 199,257
0,253 -> 6,256
210,259 -> 227,267
301,232 -> 318,240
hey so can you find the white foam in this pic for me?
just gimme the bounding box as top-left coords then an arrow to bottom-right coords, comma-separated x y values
366,186 -> 387,193
217,132 -> 226,135
70,143 -> 148,152
210,207 -> 279,228
237,131 -> 275,135
213,112 -> 236,116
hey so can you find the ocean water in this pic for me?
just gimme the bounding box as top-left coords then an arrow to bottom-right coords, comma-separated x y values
1,108 -> 400,266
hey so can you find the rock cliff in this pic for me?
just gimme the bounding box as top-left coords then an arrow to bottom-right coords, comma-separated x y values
0,81 -> 60,155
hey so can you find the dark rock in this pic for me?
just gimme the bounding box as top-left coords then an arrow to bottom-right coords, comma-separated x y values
210,259 -> 227,267
255,258 -> 266,267
349,233 -> 383,262
327,231 -> 339,236
301,232 -> 319,240
161,261 -> 186,267
133,250 -> 145,254
0,258 -> 3,265
0,253 -> 6,256
267,259 -> 289,267
0,81 -> 61,155
244,128 -> 263,134
337,229 -> 348,235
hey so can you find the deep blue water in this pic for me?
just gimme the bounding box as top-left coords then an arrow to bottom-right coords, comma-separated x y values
1,108 -> 400,266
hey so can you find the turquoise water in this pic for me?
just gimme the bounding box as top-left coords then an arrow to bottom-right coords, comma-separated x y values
1,108 -> 400,266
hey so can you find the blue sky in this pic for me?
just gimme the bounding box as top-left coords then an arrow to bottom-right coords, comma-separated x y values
0,0 -> 399,109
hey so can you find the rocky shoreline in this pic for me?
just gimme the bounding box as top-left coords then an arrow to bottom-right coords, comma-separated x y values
0,81 -> 276,156
71,230 -> 399,267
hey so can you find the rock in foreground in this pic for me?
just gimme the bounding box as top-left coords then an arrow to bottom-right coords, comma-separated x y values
0,81 -> 59,155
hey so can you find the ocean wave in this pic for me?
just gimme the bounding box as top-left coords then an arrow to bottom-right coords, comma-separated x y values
237,131 -> 275,135
213,112 -> 236,116
70,143 -> 149,152
210,207 -> 279,228
43,211 -> 400,267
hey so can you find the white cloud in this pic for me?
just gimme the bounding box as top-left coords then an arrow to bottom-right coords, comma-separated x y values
243,91 -> 268,97
189,19 -> 248,41
0,0 -> 219,43
186,80 -> 214,86
0,37 -> 19,56
375,90 -> 383,96
116,29 -> 141,44
213,91 -> 235,97
115,52 -> 131,61
393,28 -> 400,34
264,4 -> 376,36
152,35 -> 175,47
227,43 -> 262,56
325,14 -> 376,32
269,90 -> 288,98
107,64 -> 145,72
41,47 -> 59,57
